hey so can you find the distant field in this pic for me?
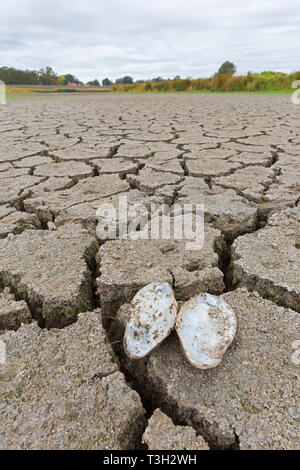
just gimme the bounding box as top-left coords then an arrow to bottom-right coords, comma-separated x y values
6,84 -> 112,94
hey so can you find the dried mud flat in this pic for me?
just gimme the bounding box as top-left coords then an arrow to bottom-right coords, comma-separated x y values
0,93 -> 299,450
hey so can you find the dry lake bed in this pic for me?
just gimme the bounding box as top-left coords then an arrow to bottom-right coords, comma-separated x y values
0,93 -> 299,449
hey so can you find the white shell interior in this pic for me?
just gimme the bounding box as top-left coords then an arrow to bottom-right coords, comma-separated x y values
176,293 -> 237,369
124,282 -> 178,359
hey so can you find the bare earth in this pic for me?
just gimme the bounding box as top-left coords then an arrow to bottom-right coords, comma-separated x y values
0,93 -> 299,449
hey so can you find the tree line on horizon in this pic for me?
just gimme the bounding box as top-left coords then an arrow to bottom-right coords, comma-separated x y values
0,65 -> 135,86
1,62 -> 299,92
0,66 -> 110,87
0,61 -> 239,86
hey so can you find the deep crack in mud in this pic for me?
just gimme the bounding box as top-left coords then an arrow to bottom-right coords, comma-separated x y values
0,93 -> 299,450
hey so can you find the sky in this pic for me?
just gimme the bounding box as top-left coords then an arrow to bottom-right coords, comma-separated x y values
0,0 -> 299,82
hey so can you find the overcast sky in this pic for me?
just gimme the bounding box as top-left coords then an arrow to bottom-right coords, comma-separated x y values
0,0 -> 299,82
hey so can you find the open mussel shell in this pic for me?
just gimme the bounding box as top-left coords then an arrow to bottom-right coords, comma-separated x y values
124,282 -> 178,359
175,293 -> 237,369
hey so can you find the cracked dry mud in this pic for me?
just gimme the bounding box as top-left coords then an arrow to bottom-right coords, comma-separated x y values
0,93 -> 299,450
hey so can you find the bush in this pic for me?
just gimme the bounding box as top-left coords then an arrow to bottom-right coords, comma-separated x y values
112,71 -> 299,93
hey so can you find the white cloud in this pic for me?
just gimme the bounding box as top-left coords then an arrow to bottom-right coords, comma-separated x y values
0,0 -> 299,82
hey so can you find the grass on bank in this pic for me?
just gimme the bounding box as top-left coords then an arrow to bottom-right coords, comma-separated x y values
112,71 -> 300,93
4,71 -> 300,95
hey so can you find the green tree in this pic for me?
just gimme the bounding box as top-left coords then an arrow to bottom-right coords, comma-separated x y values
123,76 -> 133,84
216,61 -> 237,75
87,79 -> 100,86
102,78 -> 113,86
62,74 -> 81,85
116,76 -> 133,84
0,67 -> 39,85
38,66 -> 57,85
